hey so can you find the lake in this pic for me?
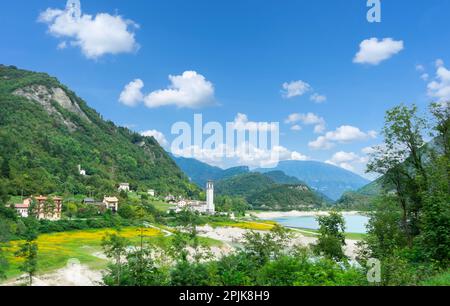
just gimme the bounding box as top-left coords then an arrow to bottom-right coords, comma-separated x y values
267,214 -> 369,233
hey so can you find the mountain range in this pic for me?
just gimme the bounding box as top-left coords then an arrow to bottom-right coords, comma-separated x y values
256,161 -> 370,200
172,155 -> 371,201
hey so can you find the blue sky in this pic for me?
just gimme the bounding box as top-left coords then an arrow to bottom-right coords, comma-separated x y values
1,0 -> 450,179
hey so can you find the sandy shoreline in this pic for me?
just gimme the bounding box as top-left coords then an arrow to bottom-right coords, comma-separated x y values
252,210 -> 363,219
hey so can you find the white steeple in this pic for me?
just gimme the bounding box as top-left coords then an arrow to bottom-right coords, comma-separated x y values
206,180 -> 215,214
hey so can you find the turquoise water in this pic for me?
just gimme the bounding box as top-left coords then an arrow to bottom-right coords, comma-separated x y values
268,215 -> 369,233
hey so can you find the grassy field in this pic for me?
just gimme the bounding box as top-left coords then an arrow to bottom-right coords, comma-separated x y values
3,227 -> 162,279
420,269 -> 450,286
2,225 -> 219,280
211,220 -> 277,231
149,200 -> 175,212
288,227 -> 366,240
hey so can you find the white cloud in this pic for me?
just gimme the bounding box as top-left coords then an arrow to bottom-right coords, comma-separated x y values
285,112 -> 326,134
38,0 -> 139,59
421,73 -> 429,81
291,151 -> 308,161
436,59 -> 444,67
416,64 -> 425,72
172,143 -> 308,169
353,38 -> 404,65
282,80 -> 311,98
119,71 -> 216,109
290,125 -> 302,131
144,71 -> 215,109
427,60 -> 450,103
326,151 -> 369,173
119,79 -> 144,107
232,113 -> 278,132
141,129 -> 168,147
57,41 -> 68,50
310,93 -> 327,103
309,125 -> 377,150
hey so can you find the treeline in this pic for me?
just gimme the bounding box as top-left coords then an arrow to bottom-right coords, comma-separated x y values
357,102 -> 449,284
101,223 -> 366,286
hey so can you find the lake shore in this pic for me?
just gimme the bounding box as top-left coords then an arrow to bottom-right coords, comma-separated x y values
251,210 -> 364,219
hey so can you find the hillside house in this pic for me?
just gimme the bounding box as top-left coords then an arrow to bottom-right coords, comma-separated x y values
103,196 -> 119,213
118,183 -> 130,192
78,164 -> 86,176
12,198 -> 33,218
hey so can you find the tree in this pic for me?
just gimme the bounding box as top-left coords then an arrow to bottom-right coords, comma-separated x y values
241,225 -> 291,265
313,211 -> 347,261
14,229 -> 38,286
102,233 -> 129,286
1,159 -> 10,179
0,244 -> 8,280
416,102 -> 450,266
367,104 -> 428,244
65,202 -> 78,220
362,102 -> 450,282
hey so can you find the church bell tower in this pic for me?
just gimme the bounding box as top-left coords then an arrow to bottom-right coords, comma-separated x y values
206,180 -> 215,214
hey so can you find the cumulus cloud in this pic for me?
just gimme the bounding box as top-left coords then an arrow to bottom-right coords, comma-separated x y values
427,59 -> 450,103
38,0 -> 139,59
353,38 -> 404,65
119,71 -> 216,109
309,125 -> 377,150
119,79 -> 144,106
282,80 -> 311,98
326,151 -> 369,172
310,93 -> 327,103
141,129 -> 168,147
145,71 -> 215,108
285,113 -> 326,134
290,125 -> 302,131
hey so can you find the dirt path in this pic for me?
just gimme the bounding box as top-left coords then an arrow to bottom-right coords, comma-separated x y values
3,260 -> 103,286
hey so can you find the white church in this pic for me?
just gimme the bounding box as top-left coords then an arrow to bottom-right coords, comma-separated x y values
175,180 -> 215,215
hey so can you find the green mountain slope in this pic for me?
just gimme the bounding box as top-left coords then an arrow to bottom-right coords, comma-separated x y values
215,173 -> 274,198
0,65 -> 199,197
215,172 -> 329,210
250,184 -> 329,210
262,171 -> 302,185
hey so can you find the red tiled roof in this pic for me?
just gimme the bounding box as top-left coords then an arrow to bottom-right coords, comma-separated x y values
15,203 -> 30,209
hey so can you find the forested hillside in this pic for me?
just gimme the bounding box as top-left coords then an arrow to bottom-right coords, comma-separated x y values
215,172 -> 329,210
0,65 -> 199,198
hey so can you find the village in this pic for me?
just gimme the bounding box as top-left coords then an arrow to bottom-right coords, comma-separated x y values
7,174 -> 216,221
